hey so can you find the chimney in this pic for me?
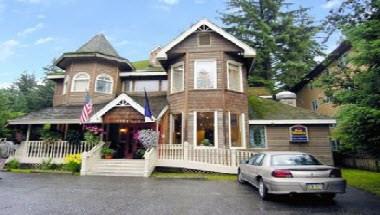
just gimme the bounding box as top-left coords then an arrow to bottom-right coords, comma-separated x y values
149,46 -> 162,67
275,91 -> 297,107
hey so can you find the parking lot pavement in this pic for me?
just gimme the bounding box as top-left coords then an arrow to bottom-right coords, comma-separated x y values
1,172 -> 380,215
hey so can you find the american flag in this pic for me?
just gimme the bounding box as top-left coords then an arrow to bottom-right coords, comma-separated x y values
80,93 -> 93,124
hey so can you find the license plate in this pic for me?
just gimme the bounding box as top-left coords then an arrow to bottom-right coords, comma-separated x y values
306,183 -> 324,191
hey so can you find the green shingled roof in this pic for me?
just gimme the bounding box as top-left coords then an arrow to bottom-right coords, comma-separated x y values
248,90 -> 332,120
132,60 -> 163,71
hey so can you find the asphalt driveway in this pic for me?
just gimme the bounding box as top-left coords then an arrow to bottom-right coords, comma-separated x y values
1,172 -> 380,215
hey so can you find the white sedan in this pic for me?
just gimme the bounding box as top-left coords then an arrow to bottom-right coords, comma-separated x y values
238,151 -> 346,200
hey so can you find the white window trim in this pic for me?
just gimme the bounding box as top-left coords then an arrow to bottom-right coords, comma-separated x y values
228,112 -> 246,149
71,72 -> 90,92
248,125 -> 268,149
226,60 -> 243,92
194,59 -> 217,90
170,61 -> 185,94
197,33 -> 211,47
193,111 -> 218,149
62,75 -> 70,95
95,73 -> 113,94
169,112 -> 184,145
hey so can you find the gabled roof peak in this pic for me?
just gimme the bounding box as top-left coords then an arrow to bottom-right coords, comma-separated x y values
156,19 -> 256,60
77,34 -> 119,57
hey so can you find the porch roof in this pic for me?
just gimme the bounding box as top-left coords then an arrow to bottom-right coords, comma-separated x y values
9,93 -> 168,125
8,104 -> 107,125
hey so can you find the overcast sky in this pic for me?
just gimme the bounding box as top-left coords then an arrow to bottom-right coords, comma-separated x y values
0,0 -> 343,88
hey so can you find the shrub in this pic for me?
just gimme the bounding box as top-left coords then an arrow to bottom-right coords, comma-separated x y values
134,148 -> 146,159
40,158 -> 53,170
334,105 -> 380,157
101,147 -> 114,156
6,158 -> 20,170
63,154 -> 81,173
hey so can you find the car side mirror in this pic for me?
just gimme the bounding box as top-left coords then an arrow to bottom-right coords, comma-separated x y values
240,159 -> 249,164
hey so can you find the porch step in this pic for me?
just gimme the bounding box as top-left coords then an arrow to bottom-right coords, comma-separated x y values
85,159 -> 146,177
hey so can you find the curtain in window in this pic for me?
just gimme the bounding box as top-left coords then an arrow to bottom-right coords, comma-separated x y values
228,62 -> 241,91
195,60 -> 216,89
172,64 -> 184,93
72,73 -> 89,92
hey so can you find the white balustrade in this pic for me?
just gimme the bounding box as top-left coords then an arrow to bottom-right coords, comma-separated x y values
14,141 -> 97,164
157,141 -> 256,172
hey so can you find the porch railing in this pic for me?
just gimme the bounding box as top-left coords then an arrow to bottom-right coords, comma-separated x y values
13,141 -> 97,164
157,142 -> 254,173
81,141 -> 105,176
144,147 -> 157,177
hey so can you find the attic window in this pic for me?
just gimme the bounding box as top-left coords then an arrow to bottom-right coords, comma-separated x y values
198,33 -> 211,46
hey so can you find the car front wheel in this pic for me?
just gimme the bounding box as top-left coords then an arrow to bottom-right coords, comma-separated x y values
258,179 -> 270,200
237,170 -> 245,184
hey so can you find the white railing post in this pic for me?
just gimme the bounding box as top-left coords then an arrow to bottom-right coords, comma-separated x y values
231,149 -> 237,167
81,152 -> 88,176
184,141 -> 189,161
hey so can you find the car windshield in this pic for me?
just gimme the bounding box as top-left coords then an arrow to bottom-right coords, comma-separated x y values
271,154 -> 322,166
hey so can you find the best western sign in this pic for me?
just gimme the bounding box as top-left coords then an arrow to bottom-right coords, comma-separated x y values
289,125 -> 309,143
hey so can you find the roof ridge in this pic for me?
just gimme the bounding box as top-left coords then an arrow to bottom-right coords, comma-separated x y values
76,34 -> 120,57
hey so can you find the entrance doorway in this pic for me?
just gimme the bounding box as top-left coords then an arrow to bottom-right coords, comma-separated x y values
107,123 -> 155,159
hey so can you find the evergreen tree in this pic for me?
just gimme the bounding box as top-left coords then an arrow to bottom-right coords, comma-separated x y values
221,0 -> 324,90
320,0 -> 380,157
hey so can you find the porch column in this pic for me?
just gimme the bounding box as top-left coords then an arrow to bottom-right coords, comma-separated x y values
26,124 -> 31,141
64,124 -> 69,140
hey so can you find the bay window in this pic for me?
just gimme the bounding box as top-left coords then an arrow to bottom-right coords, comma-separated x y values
227,61 -> 243,92
171,62 -> 184,93
194,59 -> 217,89
195,112 -> 217,147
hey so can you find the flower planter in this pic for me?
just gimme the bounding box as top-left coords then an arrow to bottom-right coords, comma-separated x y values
104,154 -> 112,159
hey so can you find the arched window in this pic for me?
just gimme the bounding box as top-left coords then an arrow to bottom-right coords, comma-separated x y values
95,74 -> 113,94
71,72 -> 89,92
62,75 -> 70,95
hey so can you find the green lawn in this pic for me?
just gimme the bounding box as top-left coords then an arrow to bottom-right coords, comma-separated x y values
8,169 -> 73,174
151,172 -> 236,181
342,168 -> 380,196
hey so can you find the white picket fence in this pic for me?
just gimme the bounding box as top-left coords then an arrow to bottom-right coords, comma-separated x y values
10,141 -> 97,164
157,142 -> 254,173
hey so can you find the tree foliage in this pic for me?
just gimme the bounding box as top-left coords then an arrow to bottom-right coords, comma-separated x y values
221,0 -> 324,89
321,0 -> 380,157
0,64 -> 56,138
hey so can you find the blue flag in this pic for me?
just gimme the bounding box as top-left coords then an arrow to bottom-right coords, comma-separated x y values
144,90 -> 153,120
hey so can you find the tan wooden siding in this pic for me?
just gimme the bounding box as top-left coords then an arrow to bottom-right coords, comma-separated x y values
260,125 -> 333,165
53,59 -> 120,106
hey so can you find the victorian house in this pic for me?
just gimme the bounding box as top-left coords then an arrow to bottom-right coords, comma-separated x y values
7,20 -> 336,176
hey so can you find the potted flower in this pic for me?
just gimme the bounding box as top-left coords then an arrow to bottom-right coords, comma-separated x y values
101,146 -> 114,159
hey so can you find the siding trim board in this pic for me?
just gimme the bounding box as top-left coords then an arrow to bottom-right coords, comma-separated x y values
249,119 -> 336,125
157,19 -> 256,60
